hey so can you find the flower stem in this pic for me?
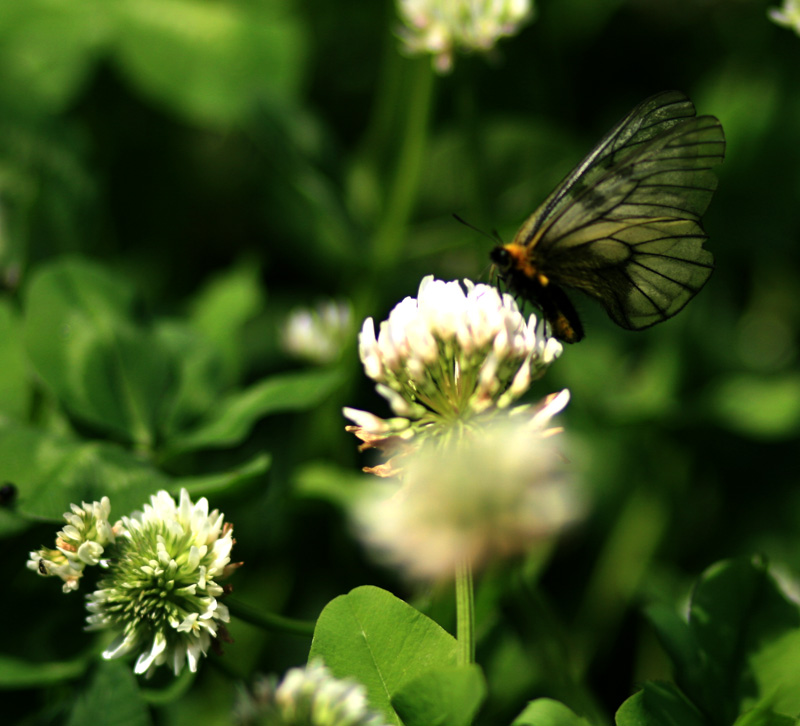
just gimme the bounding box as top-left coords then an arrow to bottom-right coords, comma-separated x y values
226,598 -> 316,637
455,558 -> 475,665
372,57 -> 436,269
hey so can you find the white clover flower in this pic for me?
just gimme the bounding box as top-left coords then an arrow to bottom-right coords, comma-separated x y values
343,275 -> 563,475
282,300 -> 353,364
26,496 -> 115,593
235,660 -> 391,726
769,0 -> 800,33
354,410 -> 583,581
397,0 -> 535,72
84,489 -> 237,677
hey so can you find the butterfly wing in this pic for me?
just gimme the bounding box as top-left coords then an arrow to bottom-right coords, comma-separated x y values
514,91 -> 724,331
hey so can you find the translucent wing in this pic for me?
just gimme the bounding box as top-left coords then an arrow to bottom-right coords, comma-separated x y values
514,91 -> 725,330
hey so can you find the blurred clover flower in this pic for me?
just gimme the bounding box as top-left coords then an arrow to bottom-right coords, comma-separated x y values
354,412 -> 580,581
234,659 -> 390,726
27,497 -> 115,593
282,300 -> 353,364
28,489 -> 237,677
343,275 -> 563,476
396,0 -> 535,72
769,0 -> 800,33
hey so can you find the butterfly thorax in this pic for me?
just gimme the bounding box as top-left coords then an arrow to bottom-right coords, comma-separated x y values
490,243 -> 584,343
493,242 -> 541,280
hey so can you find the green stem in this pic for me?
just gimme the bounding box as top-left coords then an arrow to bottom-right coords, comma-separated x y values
573,487 -> 668,674
455,558 -> 475,665
372,58 -> 436,268
226,598 -> 316,638
457,60 -> 492,225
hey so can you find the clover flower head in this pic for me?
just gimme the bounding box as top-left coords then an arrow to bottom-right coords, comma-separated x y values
769,0 -> 800,34
235,660 -> 391,726
397,0 -> 535,72
282,300 -> 353,364
343,275 -> 563,475
354,406 -> 583,581
26,496 -> 115,592
84,489 -> 236,677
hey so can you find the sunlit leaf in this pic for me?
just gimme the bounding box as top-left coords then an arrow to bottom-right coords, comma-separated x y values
309,586 -> 458,725
113,0 -> 307,125
513,698 -> 594,726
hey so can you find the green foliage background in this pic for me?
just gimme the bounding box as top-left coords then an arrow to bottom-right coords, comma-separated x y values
2,0 -> 800,724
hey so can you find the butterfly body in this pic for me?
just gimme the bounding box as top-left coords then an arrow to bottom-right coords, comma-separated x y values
491,91 -> 725,343
490,243 -> 585,342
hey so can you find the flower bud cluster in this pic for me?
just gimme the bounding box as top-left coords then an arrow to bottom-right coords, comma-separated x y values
344,276 -> 563,474
235,660 -> 391,726
27,497 -> 115,593
282,300 -> 353,364
397,0 -> 535,72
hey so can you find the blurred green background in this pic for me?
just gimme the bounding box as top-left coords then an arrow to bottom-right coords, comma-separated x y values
2,0 -> 800,724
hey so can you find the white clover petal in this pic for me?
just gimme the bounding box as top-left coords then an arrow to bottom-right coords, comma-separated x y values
215,601 -> 230,623
77,540 -> 104,565
530,388 -> 571,430
342,407 -> 393,433
102,631 -> 138,660
134,631 -> 168,675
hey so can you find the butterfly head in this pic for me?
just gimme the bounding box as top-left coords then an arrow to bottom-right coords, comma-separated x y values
490,243 -> 541,284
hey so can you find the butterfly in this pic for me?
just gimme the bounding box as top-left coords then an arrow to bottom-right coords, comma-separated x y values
490,90 -> 725,343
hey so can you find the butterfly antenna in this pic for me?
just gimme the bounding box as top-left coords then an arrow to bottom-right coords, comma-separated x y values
452,214 -> 504,244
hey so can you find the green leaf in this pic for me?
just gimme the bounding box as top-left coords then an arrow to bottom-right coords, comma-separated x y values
513,698 -> 594,726
3,421 -> 170,521
188,262 -> 265,383
708,374 -> 800,440
309,586 -> 458,725
745,620 -> 800,716
687,557 -> 800,720
645,557 -> 800,723
2,420 -> 267,521
293,460 -> 370,508
23,257 -> 177,449
615,683 -> 707,726
734,702 -> 799,726
154,321 -> 228,440
172,452 -> 271,499
0,0 -> 109,114
0,506 -> 27,538
112,0 -> 307,125
0,654 -> 88,688
164,368 -> 345,456
67,661 -> 151,726
139,665 -> 197,705
0,300 -> 30,420
644,604 -> 705,705
392,664 -> 486,726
